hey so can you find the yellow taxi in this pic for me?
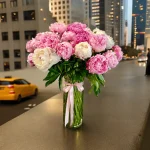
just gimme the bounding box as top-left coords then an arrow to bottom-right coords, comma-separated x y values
0,76 -> 38,102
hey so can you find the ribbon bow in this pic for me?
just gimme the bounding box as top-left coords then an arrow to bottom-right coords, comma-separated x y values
63,82 -> 84,126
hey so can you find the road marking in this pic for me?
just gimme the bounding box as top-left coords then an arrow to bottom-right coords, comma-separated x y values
28,104 -> 32,107
24,107 -> 30,110
24,104 -> 37,111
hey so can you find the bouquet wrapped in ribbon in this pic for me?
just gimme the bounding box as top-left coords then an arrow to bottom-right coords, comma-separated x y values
26,22 -> 123,129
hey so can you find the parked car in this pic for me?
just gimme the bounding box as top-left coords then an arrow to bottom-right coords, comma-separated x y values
0,76 -> 38,102
138,53 -> 147,62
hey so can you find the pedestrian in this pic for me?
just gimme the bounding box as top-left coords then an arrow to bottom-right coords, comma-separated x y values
145,48 -> 150,76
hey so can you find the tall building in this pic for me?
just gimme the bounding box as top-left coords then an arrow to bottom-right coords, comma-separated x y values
132,0 -> 146,49
124,0 -> 133,46
0,0 -> 53,71
145,0 -> 150,51
104,0 -> 125,46
83,0 -> 90,26
89,0 -> 100,28
49,0 -> 84,24
89,0 -> 125,46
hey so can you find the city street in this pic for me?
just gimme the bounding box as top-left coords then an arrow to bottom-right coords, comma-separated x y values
0,67 -> 60,125
0,60 -> 147,127
1,60 -> 150,150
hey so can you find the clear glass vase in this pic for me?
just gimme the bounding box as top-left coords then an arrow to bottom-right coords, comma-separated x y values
63,78 -> 84,129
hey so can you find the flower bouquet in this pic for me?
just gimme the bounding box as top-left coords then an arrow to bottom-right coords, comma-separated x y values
26,22 -> 123,129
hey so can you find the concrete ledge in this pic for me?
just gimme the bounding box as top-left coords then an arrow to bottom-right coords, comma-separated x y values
0,61 -> 150,150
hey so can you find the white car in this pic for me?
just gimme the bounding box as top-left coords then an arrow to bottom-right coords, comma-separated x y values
138,53 -> 147,62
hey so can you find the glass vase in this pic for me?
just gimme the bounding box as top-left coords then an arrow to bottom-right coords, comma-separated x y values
63,78 -> 84,129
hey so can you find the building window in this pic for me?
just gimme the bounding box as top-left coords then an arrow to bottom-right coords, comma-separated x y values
63,16 -> 65,19
0,13 -> 7,22
3,50 -> 9,58
24,10 -> 35,20
13,31 -> 20,40
2,32 -> 8,41
14,61 -> 21,69
11,12 -> 18,21
14,49 -> 21,58
23,0 -> 34,5
4,62 -> 10,71
24,30 -> 36,40
0,2 -> 6,8
63,11 -> 65,14
10,0 -> 17,7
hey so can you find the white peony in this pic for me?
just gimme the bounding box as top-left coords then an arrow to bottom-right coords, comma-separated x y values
106,35 -> 115,49
32,47 -> 60,72
75,42 -> 92,60
93,28 -> 106,35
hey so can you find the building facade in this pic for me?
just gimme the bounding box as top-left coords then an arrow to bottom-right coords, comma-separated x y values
104,0 -> 125,46
89,0 -> 100,29
0,0 -> 53,71
49,0 -> 84,24
132,0 -> 146,49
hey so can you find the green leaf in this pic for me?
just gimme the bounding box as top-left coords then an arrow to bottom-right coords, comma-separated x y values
58,74 -> 63,90
87,73 -> 105,96
97,74 -> 105,86
45,73 -> 60,87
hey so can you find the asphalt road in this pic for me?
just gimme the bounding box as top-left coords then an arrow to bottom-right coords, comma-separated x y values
0,89 -> 61,126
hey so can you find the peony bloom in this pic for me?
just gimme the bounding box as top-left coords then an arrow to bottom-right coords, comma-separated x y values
56,42 -> 73,60
86,54 -> 108,74
49,22 -> 67,34
89,34 -> 107,52
112,45 -> 123,61
27,53 -> 34,66
32,47 -> 60,72
75,42 -> 92,60
75,30 -> 90,44
103,50 -> 119,69
26,39 -> 37,53
36,32 -> 60,50
67,22 -> 87,34
106,35 -> 115,49
93,28 -> 106,35
61,31 -> 76,44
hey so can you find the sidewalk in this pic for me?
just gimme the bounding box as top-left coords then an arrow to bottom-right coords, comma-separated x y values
1,61 -> 150,150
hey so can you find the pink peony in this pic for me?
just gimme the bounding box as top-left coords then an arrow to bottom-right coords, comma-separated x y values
27,53 -> 34,66
112,45 -> 123,61
26,40 -> 35,53
103,50 -> 119,69
75,30 -> 90,44
49,22 -> 67,34
61,31 -> 75,42
89,34 -> 107,52
67,22 -> 87,34
86,54 -> 108,74
35,32 -> 60,50
56,42 -> 73,60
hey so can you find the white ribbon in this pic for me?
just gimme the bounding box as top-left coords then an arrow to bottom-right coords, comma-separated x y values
63,82 -> 84,127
